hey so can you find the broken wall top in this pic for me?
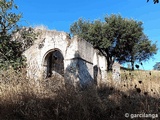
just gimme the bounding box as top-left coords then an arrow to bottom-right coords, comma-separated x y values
14,27 -> 97,69
71,36 -> 94,64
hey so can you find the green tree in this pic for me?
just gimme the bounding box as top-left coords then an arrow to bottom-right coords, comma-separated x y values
70,19 -> 112,70
0,0 -> 24,69
104,15 -> 146,70
118,34 -> 158,70
153,62 -> 160,70
70,15 -> 158,70
147,0 -> 159,4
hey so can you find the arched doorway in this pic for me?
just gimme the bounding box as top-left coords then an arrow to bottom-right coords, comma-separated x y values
43,49 -> 64,78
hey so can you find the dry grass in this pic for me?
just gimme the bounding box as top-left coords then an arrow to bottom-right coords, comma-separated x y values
0,68 -> 160,120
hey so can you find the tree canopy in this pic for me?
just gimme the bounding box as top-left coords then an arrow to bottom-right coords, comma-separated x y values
0,0 -> 24,69
147,0 -> 159,4
153,62 -> 160,70
70,15 -> 158,70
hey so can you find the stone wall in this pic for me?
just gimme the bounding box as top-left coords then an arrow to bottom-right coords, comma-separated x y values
64,36 -> 94,86
22,28 -> 108,87
112,62 -> 121,83
93,50 -> 107,86
23,28 -> 69,79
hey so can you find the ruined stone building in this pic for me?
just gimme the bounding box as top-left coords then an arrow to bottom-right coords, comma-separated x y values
16,27 -> 108,86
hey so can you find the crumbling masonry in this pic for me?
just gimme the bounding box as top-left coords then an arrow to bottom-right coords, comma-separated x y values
21,27 -> 108,86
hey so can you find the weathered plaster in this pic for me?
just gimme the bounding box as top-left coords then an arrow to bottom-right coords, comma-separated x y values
22,28 -> 108,86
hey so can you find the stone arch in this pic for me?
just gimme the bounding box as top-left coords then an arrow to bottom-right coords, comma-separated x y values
43,49 -> 64,78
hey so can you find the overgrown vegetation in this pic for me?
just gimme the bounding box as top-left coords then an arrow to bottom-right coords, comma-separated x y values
0,68 -> 159,120
0,1 -> 159,119
0,0 -> 37,70
0,0 -> 23,69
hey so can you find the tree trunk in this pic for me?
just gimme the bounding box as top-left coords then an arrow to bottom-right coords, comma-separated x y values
106,56 -> 110,71
96,48 -> 111,71
105,55 -> 115,71
106,50 -> 113,71
131,53 -> 135,70
131,61 -> 134,70
95,48 -> 114,71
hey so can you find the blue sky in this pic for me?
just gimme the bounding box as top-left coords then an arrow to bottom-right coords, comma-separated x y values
15,0 -> 160,70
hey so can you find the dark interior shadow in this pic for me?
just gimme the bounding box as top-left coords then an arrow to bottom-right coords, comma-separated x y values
46,50 -> 64,78
93,65 -> 98,85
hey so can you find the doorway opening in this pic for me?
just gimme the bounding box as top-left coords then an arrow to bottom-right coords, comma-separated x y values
44,49 -> 64,78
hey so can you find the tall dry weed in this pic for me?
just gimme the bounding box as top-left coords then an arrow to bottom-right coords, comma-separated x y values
0,68 -> 159,120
